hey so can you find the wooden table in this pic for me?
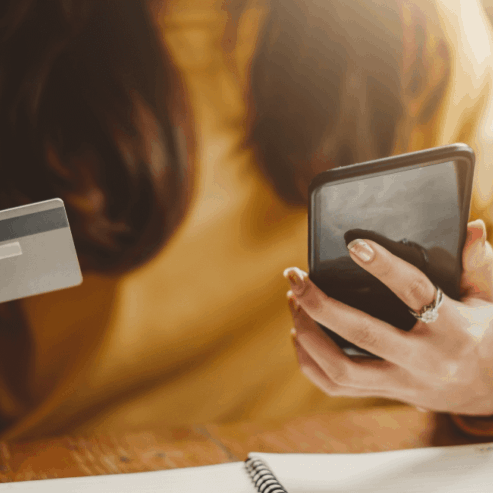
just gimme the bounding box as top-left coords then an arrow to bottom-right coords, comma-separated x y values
0,405 -> 491,483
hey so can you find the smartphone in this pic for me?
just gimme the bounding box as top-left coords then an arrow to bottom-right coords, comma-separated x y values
308,143 -> 475,358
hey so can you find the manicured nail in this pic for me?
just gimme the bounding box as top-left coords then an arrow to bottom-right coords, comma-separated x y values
290,327 -> 298,342
473,219 -> 487,245
283,267 -> 308,294
347,239 -> 375,262
287,290 -> 301,313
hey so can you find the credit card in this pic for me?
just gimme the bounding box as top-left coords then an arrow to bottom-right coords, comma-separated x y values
0,198 -> 83,303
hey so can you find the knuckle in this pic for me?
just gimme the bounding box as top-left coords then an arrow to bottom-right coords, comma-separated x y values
404,277 -> 431,304
301,286 -> 325,317
399,336 -> 420,363
350,322 -> 380,350
373,257 -> 393,280
436,356 -> 461,381
326,362 -> 352,386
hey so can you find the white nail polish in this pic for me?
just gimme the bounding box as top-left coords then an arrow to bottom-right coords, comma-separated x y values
347,239 -> 375,262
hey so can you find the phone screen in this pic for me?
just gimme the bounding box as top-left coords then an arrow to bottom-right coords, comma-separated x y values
310,160 -> 468,356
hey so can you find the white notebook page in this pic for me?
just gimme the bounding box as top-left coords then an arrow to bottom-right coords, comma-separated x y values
1,442 -> 492,492
253,442 -> 493,493
0,461 -> 256,493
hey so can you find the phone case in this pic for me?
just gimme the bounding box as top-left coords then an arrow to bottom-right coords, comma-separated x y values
308,143 -> 475,357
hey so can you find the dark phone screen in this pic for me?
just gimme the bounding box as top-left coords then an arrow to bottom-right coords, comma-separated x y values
310,160 -> 465,356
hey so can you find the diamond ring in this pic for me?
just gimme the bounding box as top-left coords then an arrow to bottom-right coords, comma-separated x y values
408,286 -> 444,323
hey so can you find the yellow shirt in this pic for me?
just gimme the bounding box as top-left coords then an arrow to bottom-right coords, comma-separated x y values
3,0 -> 493,440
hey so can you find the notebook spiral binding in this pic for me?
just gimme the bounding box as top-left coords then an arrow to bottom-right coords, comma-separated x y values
245,457 -> 287,493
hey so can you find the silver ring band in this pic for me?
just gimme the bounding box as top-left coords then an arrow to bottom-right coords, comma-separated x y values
408,286 -> 444,323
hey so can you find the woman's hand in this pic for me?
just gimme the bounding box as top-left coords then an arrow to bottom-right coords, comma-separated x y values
284,220 -> 493,415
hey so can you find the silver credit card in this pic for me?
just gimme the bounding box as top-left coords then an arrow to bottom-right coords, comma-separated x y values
0,198 -> 83,302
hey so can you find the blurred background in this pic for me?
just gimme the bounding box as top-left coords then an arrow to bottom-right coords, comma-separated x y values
1,0 -> 493,442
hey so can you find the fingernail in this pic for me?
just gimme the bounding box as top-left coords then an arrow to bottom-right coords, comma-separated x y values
477,219 -> 487,246
467,219 -> 487,247
290,327 -> 297,339
415,406 -> 427,412
347,239 -> 375,262
287,290 -> 301,313
283,267 -> 308,295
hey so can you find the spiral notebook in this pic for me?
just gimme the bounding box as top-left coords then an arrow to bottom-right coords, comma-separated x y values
1,442 -> 493,492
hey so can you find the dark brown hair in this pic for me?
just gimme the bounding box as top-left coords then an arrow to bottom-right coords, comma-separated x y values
0,0 -> 450,431
0,0 -> 193,428
0,0 -> 192,276
0,0 -> 449,272
246,0 -> 450,204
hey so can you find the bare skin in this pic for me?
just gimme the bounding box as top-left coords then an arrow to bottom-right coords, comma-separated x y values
284,220 -> 493,416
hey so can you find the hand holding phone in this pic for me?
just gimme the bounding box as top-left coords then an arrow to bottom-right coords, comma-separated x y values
286,217 -> 493,415
308,144 -> 475,357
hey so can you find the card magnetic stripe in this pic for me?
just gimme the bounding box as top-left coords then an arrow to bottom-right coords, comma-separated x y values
0,207 -> 69,242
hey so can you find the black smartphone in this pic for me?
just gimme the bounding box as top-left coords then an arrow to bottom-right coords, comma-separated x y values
308,143 -> 475,358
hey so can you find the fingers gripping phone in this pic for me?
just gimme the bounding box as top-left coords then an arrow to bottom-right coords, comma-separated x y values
308,144 -> 475,358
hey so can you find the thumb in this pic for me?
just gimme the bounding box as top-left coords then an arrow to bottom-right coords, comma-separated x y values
461,219 -> 493,301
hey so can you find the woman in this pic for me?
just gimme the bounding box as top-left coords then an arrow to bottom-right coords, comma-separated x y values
284,0 -> 493,436
0,0 -> 492,439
